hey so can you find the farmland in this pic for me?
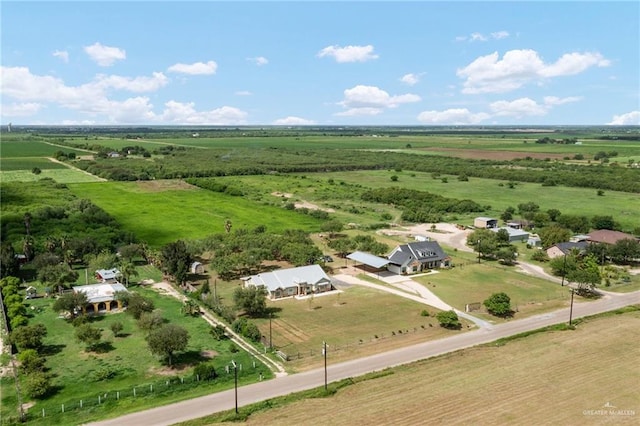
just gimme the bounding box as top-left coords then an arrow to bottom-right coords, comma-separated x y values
190,308 -> 640,426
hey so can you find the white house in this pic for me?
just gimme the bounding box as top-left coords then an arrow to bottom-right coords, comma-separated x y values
242,264 -> 333,300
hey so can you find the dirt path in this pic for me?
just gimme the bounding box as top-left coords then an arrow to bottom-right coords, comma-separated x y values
46,157 -> 107,181
149,281 -> 287,376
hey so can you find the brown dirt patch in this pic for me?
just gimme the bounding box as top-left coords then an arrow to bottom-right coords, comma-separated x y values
148,364 -> 190,376
135,179 -> 198,192
200,350 -> 218,359
422,147 -> 567,161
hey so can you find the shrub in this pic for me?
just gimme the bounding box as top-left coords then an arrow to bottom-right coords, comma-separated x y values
420,309 -> 430,317
193,362 -> 217,381
436,311 -> 461,329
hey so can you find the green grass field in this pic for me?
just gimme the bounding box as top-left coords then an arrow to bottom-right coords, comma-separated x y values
1,169 -> 104,184
0,286 -> 270,425
67,181 -> 323,247
0,157 -> 68,171
0,140 -> 88,157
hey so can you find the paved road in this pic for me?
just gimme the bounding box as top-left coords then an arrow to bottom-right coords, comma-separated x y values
87,289 -> 640,426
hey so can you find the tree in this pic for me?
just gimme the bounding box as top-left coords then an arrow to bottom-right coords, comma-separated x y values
591,215 -> 616,230
160,240 -> 192,284
31,167 -> 42,175
52,291 -> 88,318
11,323 -> 48,352
121,292 -> 155,319
181,299 -> 201,316
320,219 -> 343,238
18,349 -> 46,374
436,310 -> 461,330
110,321 -> 123,337
146,324 -> 189,366
118,243 -> 141,261
24,212 -> 33,236
609,239 -> 640,264
138,311 -> 164,332
75,324 -> 102,351
117,260 -> 139,286
38,264 -> 79,290
23,371 -> 53,399
539,225 -> 572,249
568,254 -> 601,295
22,236 -> 35,262
224,219 -> 233,234
546,209 -> 562,222
0,243 -> 18,278
233,286 -> 268,317
483,292 -> 513,317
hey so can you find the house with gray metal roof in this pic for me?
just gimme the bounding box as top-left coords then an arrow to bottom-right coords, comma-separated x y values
242,264 -> 333,300
387,241 -> 450,275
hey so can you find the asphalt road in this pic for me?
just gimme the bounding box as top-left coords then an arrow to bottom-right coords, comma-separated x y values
87,289 -> 640,426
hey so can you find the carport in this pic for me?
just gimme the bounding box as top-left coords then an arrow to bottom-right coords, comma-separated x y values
347,251 -> 390,276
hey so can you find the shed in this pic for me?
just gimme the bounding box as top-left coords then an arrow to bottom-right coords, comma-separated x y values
490,227 -> 529,242
190,261 -> 204,274
474,217 -> 498,229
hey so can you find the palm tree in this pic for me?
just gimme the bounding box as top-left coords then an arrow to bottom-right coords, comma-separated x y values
24,212 -> 32,236
44,236 -> 58,253
22,236 -> 35,261
118,260 -> 138,287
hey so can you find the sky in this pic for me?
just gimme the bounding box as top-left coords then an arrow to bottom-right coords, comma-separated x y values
1,1 -> 639,126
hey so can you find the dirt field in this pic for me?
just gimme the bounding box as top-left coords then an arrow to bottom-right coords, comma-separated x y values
135,179 -> 198,192
221,310 -> 640,425
422,147 -> 568,160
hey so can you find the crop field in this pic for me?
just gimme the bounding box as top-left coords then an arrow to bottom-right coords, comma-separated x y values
221,309 -> 640,426
67,180 -> 323,247
252,285 -> 469,372
1,168 -> 104,184
0,286 -> 270,425
0,140 -> 88,157
0,157 -> 67,171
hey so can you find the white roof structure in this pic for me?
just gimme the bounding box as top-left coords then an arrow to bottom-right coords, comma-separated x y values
73,283 -> 128,304
96,268 -> 121,281
245,265 -> 330,293
347,251 -> 390,269
490,226 -> 529,239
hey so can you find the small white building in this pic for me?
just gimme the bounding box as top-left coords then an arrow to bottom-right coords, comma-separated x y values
73,283 -> 128,314
242,264 -> 332,300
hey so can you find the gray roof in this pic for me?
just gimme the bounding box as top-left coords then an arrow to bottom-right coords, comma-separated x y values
73,283 -> 128,304
388,241 -> 448,266
347,251 -> 390,268
554,241 -> 588,254
246,264 -> 330,293
490,227 -> 529,237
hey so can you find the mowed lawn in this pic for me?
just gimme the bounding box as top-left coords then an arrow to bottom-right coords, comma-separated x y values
67,180 -> 323,247
253,285 -> 471,372
314,170 -> 640,230
413,261 -> 571,320
223,309 -> 640,426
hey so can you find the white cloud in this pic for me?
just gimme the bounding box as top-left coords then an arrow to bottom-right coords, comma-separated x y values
338,85 -> 421,113
52,50 -> 69,63
489,98 -> 547,117
399,73 -> 422,86
1,102 -> 43,117
458,49 -> 611,94
167,61 -> 218,75
235,90 -> 252,96
607,111 -> 640,125
247,56 -> 268,66
0,66 -> 164,123
417,108 -> 490,124
161,101 -> 247,125
84,42 -> 126,66
272,116 -> 315,125
317,45 -> 379,63
543,96 -> 582,106
491,31 -> 510,40
94,72 -> 168,92
539,52 -> 610,77
456,31 -> 510,42
335,107 -> 383,117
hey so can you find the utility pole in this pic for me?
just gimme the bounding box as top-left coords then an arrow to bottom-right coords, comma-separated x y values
561,253 -> 567,286
477,239 -> 481,264
231,360 -> 238,414
322,341 -> 327,391
569,289 -> 575,326
269,312 -> 273,350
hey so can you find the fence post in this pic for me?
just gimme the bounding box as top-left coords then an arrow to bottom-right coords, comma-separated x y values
150,384 -> 153,393
98,395 -> 101,405
181,377 -> 184,384
42,408 -> 45,418
62,404 -> 64,413
80,400 -> 83,408
133,387 -> 136,397
117,391 -> 120,400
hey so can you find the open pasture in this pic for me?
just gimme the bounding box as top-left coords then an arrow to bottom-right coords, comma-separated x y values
223,309 -> 640,426
0,157 -> 67,171
305,170 -> 640,231
255,285 -> 466,372
1,168 -> 104,184
67,180 -> 323,247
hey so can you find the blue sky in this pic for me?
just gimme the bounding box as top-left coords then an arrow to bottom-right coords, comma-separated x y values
1,1 -> 639,126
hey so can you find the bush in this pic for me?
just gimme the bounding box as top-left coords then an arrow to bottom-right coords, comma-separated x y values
23,372 -> 54,399
436,311 -> 461,329
483,292 -> 513,317
193,362 -> 217,381
420,309 -> 430,317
